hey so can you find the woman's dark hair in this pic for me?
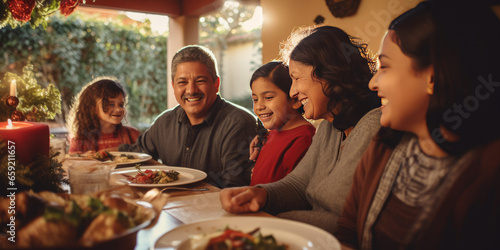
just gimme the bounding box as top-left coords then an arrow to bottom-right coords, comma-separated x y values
389,2 -> 434,72
430,1 -> 500,154
67,77 -> 127,151
250,61 -> 304,113
287,26 -> 380,131
380,1 -> 500,154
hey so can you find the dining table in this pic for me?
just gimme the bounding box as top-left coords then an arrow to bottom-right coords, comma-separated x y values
112,159 -> 273,250
54,153 -> 341,250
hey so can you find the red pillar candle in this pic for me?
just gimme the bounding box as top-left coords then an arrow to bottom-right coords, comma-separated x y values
0,120 -> 50,165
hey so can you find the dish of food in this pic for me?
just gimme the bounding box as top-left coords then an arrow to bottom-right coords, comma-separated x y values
127,166 -> 180,184
0,191 -> 155,249
65,151 -> 152,165
190,227 -> 288,249
154,217 -> 341,250
110,166 -> 207,187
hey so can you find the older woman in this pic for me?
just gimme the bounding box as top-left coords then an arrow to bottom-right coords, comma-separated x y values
220,25 -> 381,234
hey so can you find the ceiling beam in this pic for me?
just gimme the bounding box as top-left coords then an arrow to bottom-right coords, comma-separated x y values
78,0 -> 225,17
183,0 -> 224,16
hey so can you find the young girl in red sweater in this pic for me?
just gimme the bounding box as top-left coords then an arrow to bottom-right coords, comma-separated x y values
249,61 -> 315,185
67,77 -> 139,154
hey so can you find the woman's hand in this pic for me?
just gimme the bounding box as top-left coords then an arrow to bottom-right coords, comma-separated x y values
219,186 -> 268,214
249,135 -> 261,161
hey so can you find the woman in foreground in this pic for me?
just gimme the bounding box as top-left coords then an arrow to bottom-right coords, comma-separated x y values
336,2 -> 500,249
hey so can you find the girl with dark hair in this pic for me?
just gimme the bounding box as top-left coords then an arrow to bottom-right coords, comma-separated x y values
220,25 -> 381,234
67,77 -> 140,153
249,61 -> 315,185
337,1 -> 500,249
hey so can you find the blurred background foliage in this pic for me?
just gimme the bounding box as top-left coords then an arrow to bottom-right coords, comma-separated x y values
0,1 -> 261,132
0,12 -> 168,131
200,1 -> 260,108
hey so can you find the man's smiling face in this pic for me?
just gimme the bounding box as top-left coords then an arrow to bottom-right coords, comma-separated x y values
172,61 -> 220,125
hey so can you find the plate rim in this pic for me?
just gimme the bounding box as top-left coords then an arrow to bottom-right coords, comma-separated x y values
108,151 -> 153,165
64,151 -> 153,165
110,165 -> 207,187
153,216 -> 341,250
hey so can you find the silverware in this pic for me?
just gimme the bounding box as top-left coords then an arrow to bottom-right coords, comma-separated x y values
159,187 -> 209,192
121,173 -> 134,178
141,187 -> 210,202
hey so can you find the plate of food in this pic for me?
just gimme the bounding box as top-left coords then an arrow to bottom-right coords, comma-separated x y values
110,165 -> 207,187
0,190 -> 156,249
65,151 -> 152,165
154,217 -> 341,250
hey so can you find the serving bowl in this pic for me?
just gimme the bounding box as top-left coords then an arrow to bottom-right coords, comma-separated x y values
0,190 -> 157,249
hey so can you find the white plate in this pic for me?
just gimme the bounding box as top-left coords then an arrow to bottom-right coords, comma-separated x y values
108,151 -> 152,165
110,165 -> 207,187
65,151 -> 152,166
154,217 -> 341,250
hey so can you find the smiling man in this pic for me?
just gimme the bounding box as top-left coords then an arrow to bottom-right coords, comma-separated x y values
119,45 -> 259,188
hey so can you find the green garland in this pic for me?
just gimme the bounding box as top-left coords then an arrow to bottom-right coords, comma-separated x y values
28,0 -> 60,29
0,1 -> 11,29
0,141 -> 69,196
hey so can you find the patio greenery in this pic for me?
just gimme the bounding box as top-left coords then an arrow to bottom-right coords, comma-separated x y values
0,12 -> 168,130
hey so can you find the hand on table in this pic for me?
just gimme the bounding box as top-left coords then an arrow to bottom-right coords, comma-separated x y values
220,186 -> 267,214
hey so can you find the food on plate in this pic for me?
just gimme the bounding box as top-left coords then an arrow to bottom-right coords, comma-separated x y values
66,151 -> 115,162
66,152 -> 83,157
190,227 -> 288,250
127,166 -> 180,184
0,191 -> 153,248
92,151 -> 115,161
115,153 -> 136,163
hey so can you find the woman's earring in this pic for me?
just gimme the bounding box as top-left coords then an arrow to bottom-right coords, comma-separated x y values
427,83 -> 434,95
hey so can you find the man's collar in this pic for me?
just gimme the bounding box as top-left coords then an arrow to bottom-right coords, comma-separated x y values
177,95 -> 223,126
204,95 -> 223,125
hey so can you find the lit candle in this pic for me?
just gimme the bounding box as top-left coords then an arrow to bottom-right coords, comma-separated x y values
10,80 -> 17,97
0,119 -> 49,165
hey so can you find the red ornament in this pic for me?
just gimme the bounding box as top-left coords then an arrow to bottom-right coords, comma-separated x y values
25,107 -> 38,122
60,0 -> 79,17
25,111 -> 36,122
6,96 -> 19,107
7,0 -> 36,22
11,110 -> 25,121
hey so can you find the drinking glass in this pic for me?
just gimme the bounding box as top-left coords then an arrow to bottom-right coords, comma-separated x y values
68,161 -> 116,194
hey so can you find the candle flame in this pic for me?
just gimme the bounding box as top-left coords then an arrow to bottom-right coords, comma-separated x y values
7,119 -> 13,129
